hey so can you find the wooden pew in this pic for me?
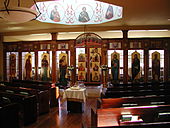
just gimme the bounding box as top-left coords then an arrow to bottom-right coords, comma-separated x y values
95,105 -> 170,128
0,85 -> 37,96
0,83 -> 50,115
104,89 -> 170,98
107,83 -> 170,92
12,80 -> 58,107
100,96 -> 170,108
0,100 -> 23,128
0,92 -> 37,125
4,81 -> 51,114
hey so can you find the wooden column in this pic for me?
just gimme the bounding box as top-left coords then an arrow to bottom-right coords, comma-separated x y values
168,41 -> 170,81
3,51 -> 6,81
164,48 -> 169,82
0,35 -> 4,81
18,52 -> 22,80
101,42 -> 108,87
51,33 -> 58,83
69,41 -> 76,86
51,33 -> 58,41
34,51 -> 38,80
144,49 -> 149,83
52,51 -> 56,83
122,30 -> 128,84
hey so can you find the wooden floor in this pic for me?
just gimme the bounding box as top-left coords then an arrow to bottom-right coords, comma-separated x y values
25,87 -> 100,128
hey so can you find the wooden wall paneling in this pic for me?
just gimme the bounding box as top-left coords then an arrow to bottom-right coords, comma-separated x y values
51,33 -> 57,83
35,51 -> 38,80
69,40 -> 76,85
0,36 -> 4,81
18,52 -> 22,80
144,48 -> 149,83
101,41 -> 108,87
86,47 -> 90,82
122,30 -> 128,84
2,37 -> 170,83
168,40 -> 170,80
51,33 -> 58,41
3,47 -> 6,81
0,35 -> 3,81
123,50 -> 128,84
52,51 -> 56,83
164,41 -> 169,81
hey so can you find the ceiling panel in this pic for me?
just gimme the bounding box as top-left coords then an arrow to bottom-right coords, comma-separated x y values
0,0 -> 169,37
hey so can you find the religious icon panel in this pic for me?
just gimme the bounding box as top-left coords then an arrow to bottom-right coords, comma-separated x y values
78,62 -> 85,71
92,71 -> 100,81
76,48 -> 86,81
38,51 -> 52,81
23,52 -> 34,80
9,54 -> 16,78
90,48 -> 101,63
6,52 -> 19,81
90,48 -> 101,81
128,50 -> 144,83
111,52 -> 120,83
149,50 -> 164,82
92,62 -> 100,81
131,51 -> 140,81
152,52 -> 160,81
108,50 -> 123,82
78,53 -> 86,81
78,71 -> 86,81
57,51 -> 70,82
41,53 -> 50,80
58,52 -> 68,85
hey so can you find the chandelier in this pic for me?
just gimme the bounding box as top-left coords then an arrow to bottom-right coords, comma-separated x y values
0,0 -> 39,23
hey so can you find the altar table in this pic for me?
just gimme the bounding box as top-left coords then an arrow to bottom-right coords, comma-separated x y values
63,87 -> 86,113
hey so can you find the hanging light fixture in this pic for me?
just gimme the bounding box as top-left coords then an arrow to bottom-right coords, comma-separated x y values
0,0 -> 40,23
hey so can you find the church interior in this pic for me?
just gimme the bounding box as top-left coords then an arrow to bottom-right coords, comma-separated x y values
0,0 -> 170,127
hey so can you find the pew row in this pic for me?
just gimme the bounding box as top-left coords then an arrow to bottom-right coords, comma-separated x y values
100,95 -> 170,108
91,105 -> 170,128
0,97 -> 23,128
104,89 -> 170,98
11,80 -> 58,107
0,84 -> 50,115
0,92 -> 37,125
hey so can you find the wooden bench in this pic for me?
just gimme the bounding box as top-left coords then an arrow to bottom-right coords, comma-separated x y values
12,80 -> 58,107
104,89 -> 170,98
108,83 -> 170,92
0,92 -> 37,125
0,83 -> 50,115
100,96 -> 170,108
0,101 -> 23,128
92,105 -> 170,128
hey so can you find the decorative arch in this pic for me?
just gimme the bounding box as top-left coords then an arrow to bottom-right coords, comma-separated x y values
75,32 -> 102,48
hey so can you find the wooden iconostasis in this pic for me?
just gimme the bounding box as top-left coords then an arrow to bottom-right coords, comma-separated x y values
3,35 -> 170,84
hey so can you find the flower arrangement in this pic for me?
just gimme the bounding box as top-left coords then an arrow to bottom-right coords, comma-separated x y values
67,65 -> 75,71
101,65 -> 108,70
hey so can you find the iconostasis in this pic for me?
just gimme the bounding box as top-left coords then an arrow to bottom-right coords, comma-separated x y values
4,36 -> 169,84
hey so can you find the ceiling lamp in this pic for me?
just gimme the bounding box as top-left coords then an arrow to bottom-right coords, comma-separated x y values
32,0 -> 123,25
0,0 -> 39,23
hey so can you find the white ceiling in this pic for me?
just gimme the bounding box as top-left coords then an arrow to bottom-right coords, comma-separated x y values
0,0 -> 170,41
